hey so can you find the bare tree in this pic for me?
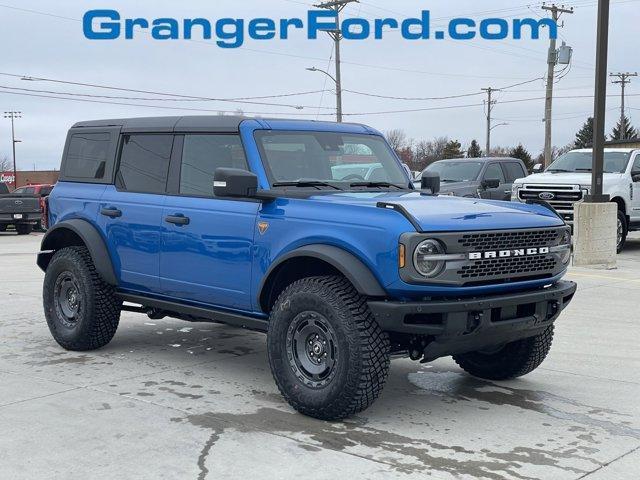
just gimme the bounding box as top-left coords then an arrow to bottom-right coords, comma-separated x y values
0,156 -> 10,172
385,129 -> 408,154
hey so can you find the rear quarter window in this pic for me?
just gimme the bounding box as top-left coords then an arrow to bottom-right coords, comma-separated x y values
60,129 -> 119,183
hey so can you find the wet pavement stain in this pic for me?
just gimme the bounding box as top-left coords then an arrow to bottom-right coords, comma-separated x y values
172,407 -> 587,480
407,371 -> 640,441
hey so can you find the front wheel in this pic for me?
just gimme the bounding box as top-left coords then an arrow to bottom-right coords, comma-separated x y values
267,276 -> 390,420
453,326 -> 554,380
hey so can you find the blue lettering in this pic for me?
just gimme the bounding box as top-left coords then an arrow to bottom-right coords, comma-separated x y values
184,18 -> 212,40
342,18 -> 370,40
401,11 -> 429,40
449,18 -> 475,40
308,10 -> 337,39
480,18 -> 509,40
215,18 -> 244,48
249,18 -> 276,40
374,18 -> 398,39
280,18 -> 304,39
513,18 -> 556,39
152,18 -> 179,40
125,18 -> 149,39
83,9 -> 120,40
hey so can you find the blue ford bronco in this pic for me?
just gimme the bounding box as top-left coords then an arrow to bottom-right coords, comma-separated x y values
39,116 -> 576,420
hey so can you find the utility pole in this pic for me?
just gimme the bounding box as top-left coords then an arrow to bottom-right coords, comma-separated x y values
315,0 -> 359,122
610,72 -> 638,139
482,87 -> 498,156
4,111 -> 21,189
542,4 -> 574,167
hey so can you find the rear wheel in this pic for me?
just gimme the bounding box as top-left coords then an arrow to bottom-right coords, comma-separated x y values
43,246 -> 121,351
616,209 -> 627,253
453,326 -> 554,380
267,276 -> 390,420
15,224 -> 32,235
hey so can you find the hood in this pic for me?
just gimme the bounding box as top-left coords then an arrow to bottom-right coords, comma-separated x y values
308,191 -> 564,232
514,171 -> 625,187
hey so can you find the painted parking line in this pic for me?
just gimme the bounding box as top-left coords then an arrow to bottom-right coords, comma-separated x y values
565,272 -> 640,284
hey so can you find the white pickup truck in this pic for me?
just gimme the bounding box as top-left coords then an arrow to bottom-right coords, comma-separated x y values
512,148 -> 640,252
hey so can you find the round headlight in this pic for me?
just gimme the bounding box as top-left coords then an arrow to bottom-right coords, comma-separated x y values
413,239 -> 445,277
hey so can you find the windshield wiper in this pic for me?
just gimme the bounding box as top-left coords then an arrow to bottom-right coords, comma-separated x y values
547,168 -> 572,173
272,180 -> 343,191
575,168 -> 592,172
349,181 -> 406,190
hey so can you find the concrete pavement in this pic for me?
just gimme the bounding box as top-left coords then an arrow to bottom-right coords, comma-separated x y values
0,231 -> 638,480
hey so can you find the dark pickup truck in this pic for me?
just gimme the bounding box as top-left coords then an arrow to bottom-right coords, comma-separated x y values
0,183 -> 42,235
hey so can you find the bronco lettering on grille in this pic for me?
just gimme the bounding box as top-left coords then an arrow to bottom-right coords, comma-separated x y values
469,247 -> 550,260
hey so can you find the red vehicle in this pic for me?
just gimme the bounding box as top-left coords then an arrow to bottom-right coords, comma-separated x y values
11,184 -> 55,230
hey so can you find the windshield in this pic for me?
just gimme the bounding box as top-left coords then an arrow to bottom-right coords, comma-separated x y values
425,161 -> 483,183
255,131 -> 409,188
548,151 -> 631,173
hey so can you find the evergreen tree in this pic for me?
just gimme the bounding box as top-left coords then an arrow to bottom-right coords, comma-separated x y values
510,144 -> 534,172
467,140 -> 483,158
611,115 -> 637,140
574,117 -> 594,148
442,140 -> 464,159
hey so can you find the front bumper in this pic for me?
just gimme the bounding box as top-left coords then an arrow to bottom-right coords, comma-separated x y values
368,280 -> 576,361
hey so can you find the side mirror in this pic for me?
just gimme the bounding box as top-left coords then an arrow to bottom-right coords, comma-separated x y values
214,168 -> 259,198
632,171 -> 640,182
532,164 -> 544,174
421,171 -> 440,194
481,178 -> 500,189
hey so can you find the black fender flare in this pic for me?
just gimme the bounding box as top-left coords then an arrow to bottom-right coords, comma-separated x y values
37,219 -> 117,285
258,244 -> 387,306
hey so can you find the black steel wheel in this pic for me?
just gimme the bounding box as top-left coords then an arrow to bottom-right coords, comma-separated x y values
267,275 -> 390,420
43,246 -> 121,351
286,311 -> 338,388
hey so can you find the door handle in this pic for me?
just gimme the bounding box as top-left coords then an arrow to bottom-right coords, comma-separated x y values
504,190 -> 511,195
100,207 -> 122,218
165,214 -> 190,226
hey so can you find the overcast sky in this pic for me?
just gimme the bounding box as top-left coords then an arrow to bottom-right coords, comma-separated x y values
0,0 -> 638,170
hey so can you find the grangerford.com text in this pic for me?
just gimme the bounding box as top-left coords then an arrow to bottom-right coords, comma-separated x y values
83,9 -> 558,48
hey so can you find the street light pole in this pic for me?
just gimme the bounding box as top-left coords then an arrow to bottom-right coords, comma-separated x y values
4,111 -> 21,189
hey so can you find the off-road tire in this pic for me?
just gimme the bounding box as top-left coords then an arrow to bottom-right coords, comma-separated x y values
453,326 -> 554,380
43,246 -> 121,351
15,224 -> 32,235
617,209 -> 627,254
267,276 -> 390,420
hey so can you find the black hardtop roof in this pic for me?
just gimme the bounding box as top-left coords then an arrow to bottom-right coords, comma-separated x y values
70,115 -> 370,134
72,115 -> 248,133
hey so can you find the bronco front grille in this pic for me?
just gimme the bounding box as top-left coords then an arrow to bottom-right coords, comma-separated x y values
458,255 -> 557,280
458,229 -> 560,251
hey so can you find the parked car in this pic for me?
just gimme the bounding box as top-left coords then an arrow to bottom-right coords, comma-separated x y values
38,116 -> 575,420
415,157 -> 528,200
512,148 -> 640,252
12,184 -> 55,230
0,184 -> 42,235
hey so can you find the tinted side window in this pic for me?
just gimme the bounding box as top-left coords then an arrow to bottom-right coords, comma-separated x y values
484,163 -> 506,184
39,186 -> 53,196
65,133 -> 111,180
632,156 -> 640,173
117,135 -> 173,194
504,162 -> 526,182
180,135 -> 247,197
